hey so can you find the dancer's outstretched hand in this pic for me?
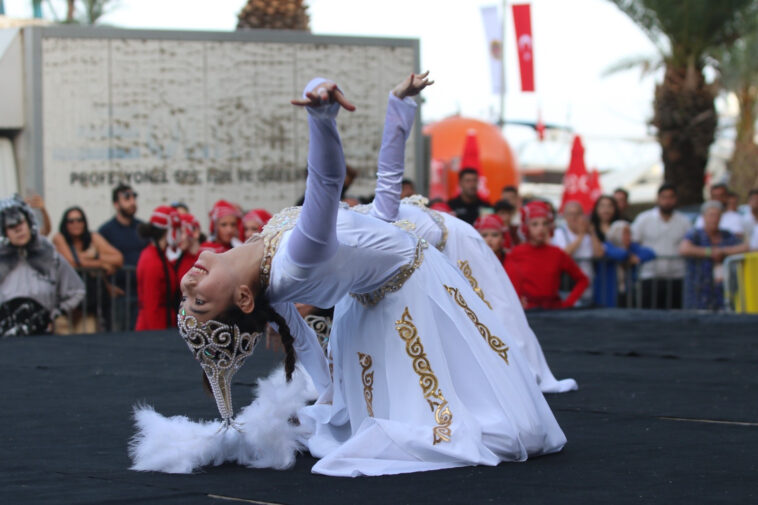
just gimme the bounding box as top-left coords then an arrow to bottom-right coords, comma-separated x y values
291,81 -> 356,111
392,71 -> 434,99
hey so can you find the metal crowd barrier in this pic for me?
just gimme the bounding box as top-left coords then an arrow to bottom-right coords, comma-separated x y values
562,255 -> 754,311
56,266 -> 137,334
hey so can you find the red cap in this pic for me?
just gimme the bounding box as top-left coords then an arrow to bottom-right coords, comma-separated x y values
520,201 -> 555,239
179,213 -> 200,233
474,214 -> 504,232
243,208 -> 272,227
150,205 -> 181,230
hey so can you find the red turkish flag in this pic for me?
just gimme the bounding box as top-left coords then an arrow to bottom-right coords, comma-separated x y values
560,136 -> 593,214
512,4 -> 535,92
460,129 -> 481,173
459,129 -> 491,201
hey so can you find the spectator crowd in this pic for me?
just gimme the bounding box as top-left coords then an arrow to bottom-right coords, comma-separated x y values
2,172 -> 757,336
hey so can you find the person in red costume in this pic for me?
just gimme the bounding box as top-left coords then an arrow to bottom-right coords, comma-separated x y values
505,201 -> 589,310
174,213 -> 202,285
135,206 -> 181,330
242,208 -> 272,241
200,200 -> 243,253
474,214 -> 507,264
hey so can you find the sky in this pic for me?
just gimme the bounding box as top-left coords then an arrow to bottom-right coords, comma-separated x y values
5,0 -> 693,179
4,0 -> 661,135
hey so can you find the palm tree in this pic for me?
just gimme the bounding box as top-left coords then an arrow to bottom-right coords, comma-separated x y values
608,0 -> 758,205
237,0 -> 310,31
717,30 -> 758,198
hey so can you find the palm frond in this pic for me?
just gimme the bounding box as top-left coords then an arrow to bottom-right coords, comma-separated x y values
601,53 -> 664,79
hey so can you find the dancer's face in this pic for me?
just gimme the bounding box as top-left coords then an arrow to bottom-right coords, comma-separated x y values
216,215 -> 238,245
180,250 -> 238,321
243,218 -> 262,241
480,229 -> 504,254
702,207 -> 721,234
527,217 -> 551,245
596,197 -> 616,224
5,218 -> 31,247
65,210 -> 86,238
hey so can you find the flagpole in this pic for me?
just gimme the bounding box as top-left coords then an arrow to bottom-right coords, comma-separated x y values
498,0 -> 507,129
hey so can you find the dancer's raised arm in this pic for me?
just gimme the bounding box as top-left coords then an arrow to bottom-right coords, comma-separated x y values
288,79 -> 355,268
371,72 -> 433,222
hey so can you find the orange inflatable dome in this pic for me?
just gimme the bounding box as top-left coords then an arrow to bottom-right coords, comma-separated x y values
423,116 -> 518,205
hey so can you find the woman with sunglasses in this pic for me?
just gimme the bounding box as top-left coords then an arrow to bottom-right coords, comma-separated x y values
52,206 -> 123,331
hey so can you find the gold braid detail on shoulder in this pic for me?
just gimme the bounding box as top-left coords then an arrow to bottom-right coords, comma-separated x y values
401,195 -> 448,251
350,238 -> 428,306
258,206 -> 302,292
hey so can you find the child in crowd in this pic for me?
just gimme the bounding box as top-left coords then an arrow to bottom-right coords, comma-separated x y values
505,201 -> 589,309
173,213 -> 202,285
493,199 -> 520,252
474,214 -> 507,264
135,206 -> 181,330
242,209 -> 272,241
200,200 -> 243,253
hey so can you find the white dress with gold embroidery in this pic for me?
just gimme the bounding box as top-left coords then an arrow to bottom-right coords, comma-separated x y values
359,92 -> 576,394
259,87 -> 565,477
397,201 -> 578,394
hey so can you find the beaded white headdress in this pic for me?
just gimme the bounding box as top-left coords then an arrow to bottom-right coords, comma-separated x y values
177,309 -> 260,427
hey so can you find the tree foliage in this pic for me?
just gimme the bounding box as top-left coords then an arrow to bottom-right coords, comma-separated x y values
608,0 -> 758,204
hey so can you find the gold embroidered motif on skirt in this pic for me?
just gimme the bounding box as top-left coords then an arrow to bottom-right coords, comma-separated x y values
457,260 -> 493,309
444,285 -> 509,365
357,352 -> 375,417
351,239 -> 428,306
395,307 -> 453,444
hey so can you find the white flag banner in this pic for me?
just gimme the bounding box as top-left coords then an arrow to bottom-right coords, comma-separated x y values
481,5 -> 503,95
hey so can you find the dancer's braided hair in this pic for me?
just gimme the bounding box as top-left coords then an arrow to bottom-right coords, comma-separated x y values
217,291 -> 296,381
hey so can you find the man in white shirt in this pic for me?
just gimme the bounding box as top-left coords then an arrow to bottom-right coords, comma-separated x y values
694,184 -> 744,238
743,189 -> 758,249
631,184 -> 692,309
552,200 -> 603,305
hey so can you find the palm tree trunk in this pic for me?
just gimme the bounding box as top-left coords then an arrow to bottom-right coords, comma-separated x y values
728,85 -> 758,200
66,0 -> 75,22
653,62 -> 717,206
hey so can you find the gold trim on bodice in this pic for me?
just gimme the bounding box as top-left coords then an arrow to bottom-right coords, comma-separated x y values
444,285 -> 509,365
457,260 -> 493,310
401,195 -> 448,251
357,352 -> 375,417
395,307 -> 453,445
351,238 -> 428,306
393,219 -> 417,232
258,206 -> 302,292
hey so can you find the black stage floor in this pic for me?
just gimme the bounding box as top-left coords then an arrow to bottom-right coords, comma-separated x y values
2,309 -> 757,504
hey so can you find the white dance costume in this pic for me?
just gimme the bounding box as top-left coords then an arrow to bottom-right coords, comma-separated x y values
261,81 -> 565,476
130,80 -> 566,477
363,92 -> 576,393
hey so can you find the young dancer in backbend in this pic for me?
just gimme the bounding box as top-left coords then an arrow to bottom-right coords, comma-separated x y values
173,77 -> 565,477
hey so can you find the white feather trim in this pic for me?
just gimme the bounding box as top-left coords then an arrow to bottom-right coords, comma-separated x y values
129,365 -> 318,473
